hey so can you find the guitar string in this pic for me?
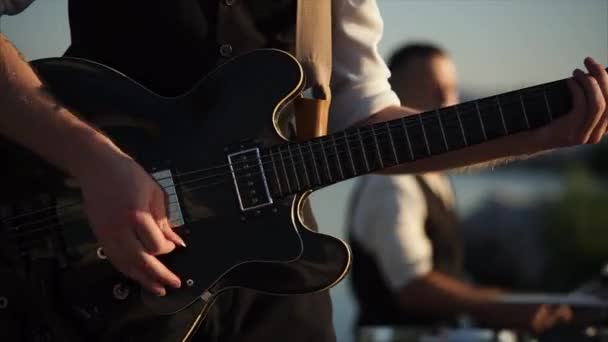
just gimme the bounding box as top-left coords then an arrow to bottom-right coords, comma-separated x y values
0,116 -> 556,236
0,84 -> 561,227
160,82 -> 564,181
6,108 -> 534,241
5,125 -> 564,242
5,103 -> 558,242
172,85 -> 557,182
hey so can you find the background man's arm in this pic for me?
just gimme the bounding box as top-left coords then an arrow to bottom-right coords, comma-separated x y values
398,271 -> 572,333
331,2 -> 608,174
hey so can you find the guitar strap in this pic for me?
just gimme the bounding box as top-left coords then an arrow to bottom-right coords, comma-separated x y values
294,0 -> 332,141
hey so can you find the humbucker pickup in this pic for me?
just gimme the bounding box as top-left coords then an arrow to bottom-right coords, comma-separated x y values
227,147 -> 273,211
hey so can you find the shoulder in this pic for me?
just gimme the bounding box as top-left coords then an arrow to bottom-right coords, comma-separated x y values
359,174 -> 424,201
353,174 -> 426,215
0,0 -> 34,16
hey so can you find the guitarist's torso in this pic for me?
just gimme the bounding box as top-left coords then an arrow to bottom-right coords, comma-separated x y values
0,2 -> 341,341
0,49 -> 351,341
66,0 -> 298,96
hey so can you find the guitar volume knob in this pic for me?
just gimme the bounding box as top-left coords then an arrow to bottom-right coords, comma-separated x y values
113,283 -> 130,300
96,247 -> 107,260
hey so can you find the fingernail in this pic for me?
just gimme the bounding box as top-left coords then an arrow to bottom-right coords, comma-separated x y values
157,288 -> 166,296
585,57 -> 596,65
180,240 -> 187,248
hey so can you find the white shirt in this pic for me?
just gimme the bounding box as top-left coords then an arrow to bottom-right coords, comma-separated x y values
0,0 -> 400,129
350,173 -> 455,291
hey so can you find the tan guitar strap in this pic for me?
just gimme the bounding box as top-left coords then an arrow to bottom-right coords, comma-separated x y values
294,0 -> 332,140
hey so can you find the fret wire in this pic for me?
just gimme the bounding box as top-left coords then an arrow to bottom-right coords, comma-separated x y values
519,93 -> 531,129
496,96 -> 509,135
297,143 -> 311,187
344,131 -> 357,175
278,146 -> 292,193
357,128 -> 371,172
287,144 -> 301,189
331,135 -> 345,179
418,114 -> 431,156
542,85 -> 553,120
308,141 -> 322,185
370,124 -> 384,168
436,109 -> 449,151
455,105 -> 468,146
320,138 -> 333,182
386,121 -> 399,164
401,118 -> 415,160
268,147 -> 283,196
474,101 -> 488,140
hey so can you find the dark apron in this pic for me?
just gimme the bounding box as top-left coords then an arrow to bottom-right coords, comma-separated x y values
348,175 -> 463,327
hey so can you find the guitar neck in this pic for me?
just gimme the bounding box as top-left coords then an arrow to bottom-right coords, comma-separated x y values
264,69 -> 607,197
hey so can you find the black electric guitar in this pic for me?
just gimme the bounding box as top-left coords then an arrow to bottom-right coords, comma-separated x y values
0,48 -> 603,340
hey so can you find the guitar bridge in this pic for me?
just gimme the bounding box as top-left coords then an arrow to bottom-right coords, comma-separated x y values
227,147 -> 273,212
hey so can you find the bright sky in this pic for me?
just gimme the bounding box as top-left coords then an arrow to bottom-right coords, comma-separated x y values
4,0 -> 597,219
2,0 -> 606,94
377,0 -> 608,92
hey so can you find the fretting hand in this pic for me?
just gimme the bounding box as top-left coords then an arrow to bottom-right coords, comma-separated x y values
535,57 -> 608,149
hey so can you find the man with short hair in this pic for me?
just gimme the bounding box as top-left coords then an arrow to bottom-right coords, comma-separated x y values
348,43 -> 573,335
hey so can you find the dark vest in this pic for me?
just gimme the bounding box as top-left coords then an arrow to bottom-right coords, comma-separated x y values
349,175 -> 464,327
64,0 -> 297,96
63,0 -> 324,225
62,2 -> 330,338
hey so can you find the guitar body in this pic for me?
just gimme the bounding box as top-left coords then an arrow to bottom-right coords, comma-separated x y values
0,49 -> 351,341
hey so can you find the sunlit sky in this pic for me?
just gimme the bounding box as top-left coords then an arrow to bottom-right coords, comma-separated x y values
2,0 -> 606,93
377,0 -> 608,92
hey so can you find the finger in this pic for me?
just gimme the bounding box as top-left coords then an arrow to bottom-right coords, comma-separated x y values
531,304 -> 550,333
590,116 -> 608,143
129,265 -> 168,296
564,78 -> 585,144
573,68 -> 604,143
98,238 -> 166,296
152,188 -> 186,248
120,231 -> 182,290
585,58 -> 608,141
161,222 -> 187,248
533,304 -> 566,333
555,304 -> 573,322
133,210 -> 175,255
585,57 -> 608,101
98,230 -> 168,295
138,251 -> 182,289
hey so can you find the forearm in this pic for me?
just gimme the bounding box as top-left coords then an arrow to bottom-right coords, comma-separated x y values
398,271 -> 501,316
0,33 -> 122,177
360,106 -> 547,174
398,271 -> 565,331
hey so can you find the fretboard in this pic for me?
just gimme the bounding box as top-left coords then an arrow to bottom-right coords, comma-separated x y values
262,71 -> 603,197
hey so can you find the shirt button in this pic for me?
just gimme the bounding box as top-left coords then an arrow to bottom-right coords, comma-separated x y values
219,43 -> 233,57
224,0 -> 236,5
0,296 -> 8,309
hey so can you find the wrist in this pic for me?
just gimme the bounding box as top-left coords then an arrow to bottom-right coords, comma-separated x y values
61,123 -> 129,180
466,286 -> 502,316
